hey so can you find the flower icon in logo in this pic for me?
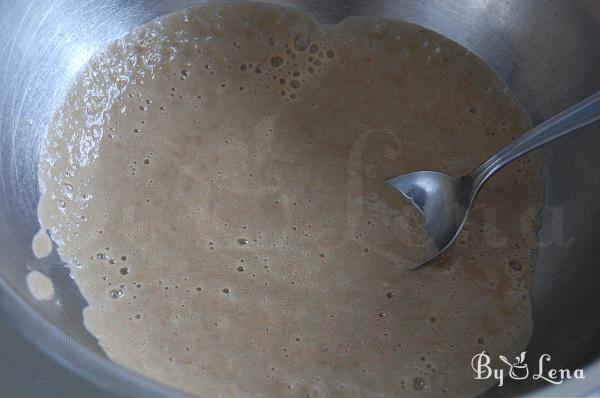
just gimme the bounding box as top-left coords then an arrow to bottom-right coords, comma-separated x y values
499,351 -> 529,380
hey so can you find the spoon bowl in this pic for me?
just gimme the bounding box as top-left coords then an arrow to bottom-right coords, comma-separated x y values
388,91 -> 600,269
386,171 -> 471,266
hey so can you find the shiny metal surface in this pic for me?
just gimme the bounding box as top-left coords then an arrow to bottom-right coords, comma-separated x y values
1,0 -> 599,397
387,92 -> 600,269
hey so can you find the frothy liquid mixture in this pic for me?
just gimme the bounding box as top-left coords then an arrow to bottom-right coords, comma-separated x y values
38,2 -> 541,397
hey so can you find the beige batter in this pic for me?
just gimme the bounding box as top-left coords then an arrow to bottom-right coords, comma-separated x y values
26,270 -> 55,301
32,228 -> 52,258
37,2 -> 541,397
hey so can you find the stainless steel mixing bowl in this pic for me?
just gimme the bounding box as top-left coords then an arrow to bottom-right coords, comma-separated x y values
1,1 -> 599,397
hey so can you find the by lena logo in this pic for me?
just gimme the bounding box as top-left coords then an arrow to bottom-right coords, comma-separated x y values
471,351 -> 585,387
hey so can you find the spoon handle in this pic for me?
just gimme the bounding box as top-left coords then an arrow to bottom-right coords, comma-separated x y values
468,91 -> 600,191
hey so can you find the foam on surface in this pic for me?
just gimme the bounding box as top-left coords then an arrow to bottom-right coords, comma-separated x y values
37,2 -> 541,397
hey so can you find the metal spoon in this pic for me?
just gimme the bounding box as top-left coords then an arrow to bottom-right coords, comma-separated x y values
386,91 -> 600,269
